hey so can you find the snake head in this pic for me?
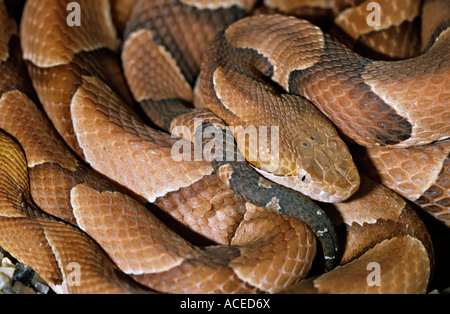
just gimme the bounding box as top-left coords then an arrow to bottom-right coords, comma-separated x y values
251,104 -> 361,203
293,130 -> 361,203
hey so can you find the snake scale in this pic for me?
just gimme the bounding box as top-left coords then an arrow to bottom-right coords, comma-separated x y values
0,0 -> 447,294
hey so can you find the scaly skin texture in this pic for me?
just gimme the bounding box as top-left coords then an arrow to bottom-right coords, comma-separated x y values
0,131 -> 146,294
199,21 -> 360,202
212,14 -> 448,226
122,0 -> 340,268
324,176 -> 433,265
288,23 -> 449,148
264,0 -> 423,60
110,0 -> 138,36
0,85 -> 317,293
280,177 -> 433,294
123,1 -> 361,203
364,140 -> 450,227
281,236 -> 431,294
0,0 -> 443,294
4,0 -> 321,294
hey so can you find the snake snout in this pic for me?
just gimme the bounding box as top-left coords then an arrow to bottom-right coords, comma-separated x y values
254,134 -> 360,204
294,132 -> 360,203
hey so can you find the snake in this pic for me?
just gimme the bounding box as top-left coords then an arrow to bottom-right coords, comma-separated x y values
0,0 -> 447,294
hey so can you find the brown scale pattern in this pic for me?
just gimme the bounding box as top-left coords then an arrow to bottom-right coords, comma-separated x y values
330,177 -> 433,265
356,21 -> 421,60
8,0 -> 442,294
169,109 -> 228,143
0,0 -> 16,62
280,176 -> 433,294
15,1 -> 320,293
122,28 -> 193,103
0,60 -> 267,291
230,204 -> 317,292
0,61 -> 316,294
365,140 -> 450,226
70,182 -> 317,293
68,76 -> 317,292
333,20 -> 422,60
0,131 -> 145,294
334,0 -> 421,41
362,33 -> 450,147
71,76 -> 214,203
199,18 -> 360,202
21,0 -> 118,67
316,176 -> 433,265
253,2 -> 334,25
26,49 -> 133,157
264,0 -> 422,60
0,90 -> 78,171
154,173 -> 248,245
130,204 -> 316,294
0,90 -> 122,225
340,208 -> 434,266
122,27 -> 194,130
110,0 -> 139,36
134,249 -> 261,294
421,0 -> 450,51
264,0 -> 334,12
281,236 -> 430,294
0,37 -> 33,97
125,0 -> 248,85
70,184 -> 200,276
289,33 -> 413,147
181,0 -> 257,11
223,15 -> 325,90
416,156 -> 450,225
211,66 -> 360,202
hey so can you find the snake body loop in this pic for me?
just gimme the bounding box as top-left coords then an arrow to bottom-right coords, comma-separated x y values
0,0 -> 446,294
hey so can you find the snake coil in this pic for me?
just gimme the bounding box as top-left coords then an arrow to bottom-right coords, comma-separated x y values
0,0 -> 447,294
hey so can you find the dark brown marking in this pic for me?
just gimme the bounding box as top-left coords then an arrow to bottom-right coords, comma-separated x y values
288,34 -> 412,146
415,153 -> 449,224
125,0 -> 247,86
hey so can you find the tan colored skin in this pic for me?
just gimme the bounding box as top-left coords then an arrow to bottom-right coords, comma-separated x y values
5,0 -> 319,294
334,0 -> 421,40
280,176 -> 433,294
123,0 -> 436,293
197,16 -> 360,203
265,0 -> 423,60
281,236 -> 431,294
210,13 -> 448,222
364,140 -> 450,227
332,0 -> 450,225
0,131 -> 146,294
110,0 -> 138,36
0,88 -> 316,293
327,176 -> 433,265
341,0 -> 422,59
0,0 -> 441,294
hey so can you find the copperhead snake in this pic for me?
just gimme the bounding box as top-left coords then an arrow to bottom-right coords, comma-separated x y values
0,0 -> 447,294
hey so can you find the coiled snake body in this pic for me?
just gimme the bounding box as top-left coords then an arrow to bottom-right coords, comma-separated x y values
0,0 -> 447,293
